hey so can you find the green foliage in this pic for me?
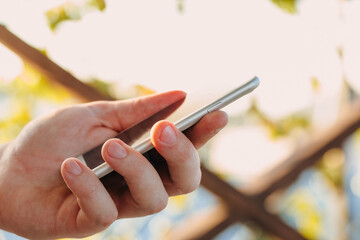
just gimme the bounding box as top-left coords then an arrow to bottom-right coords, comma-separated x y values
0,61 -> 73,142
311,77 -> 320,93
247,101 -> 310,139
0,62 -> 71,103
133,84 -> 156,96
281,188 -> 322,239
0,57 -> 125,143
316,148 -> 345,190
271,0 -> 297,14
87,78 -> 115,99
87,0 -> 106,11
46,3 -> 81,31
0,102 -> 31,143
46,0 -> 106,31
355,128 -> 360,145
177,0 -> 185,13
337,46 -> 344,60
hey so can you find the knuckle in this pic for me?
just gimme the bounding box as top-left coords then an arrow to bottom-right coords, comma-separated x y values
181,181 -> 200,194
131,98 -> 145,118
179,155 -> 201,174
158,195 -> 169,211
149,196 -> 168,214
95,212 -> 117,228
175,149 -> 200,166
177,170 -> 202,194
137,194 -> 168,215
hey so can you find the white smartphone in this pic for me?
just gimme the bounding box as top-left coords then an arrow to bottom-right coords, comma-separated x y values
78,76 -> 259,179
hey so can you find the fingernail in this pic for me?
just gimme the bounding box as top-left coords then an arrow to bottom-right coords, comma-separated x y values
66,159 -> 82,176
159,125 -> 177,145
108,141 -> 127,159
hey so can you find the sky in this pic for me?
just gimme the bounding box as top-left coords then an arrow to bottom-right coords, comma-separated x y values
1,0 -> 360,180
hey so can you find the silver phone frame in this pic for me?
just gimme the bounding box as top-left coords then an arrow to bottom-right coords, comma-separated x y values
92,76 -> 260,178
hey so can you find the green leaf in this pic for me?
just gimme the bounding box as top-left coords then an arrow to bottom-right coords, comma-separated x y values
316,148 -> 345,189
46,0 -> 106,31
20,62 -> 72,102
46,3 -> 81,31
354,128 -> 360,145
337,46 -> 344,60
0,102 -> 31,143
87,78 -> 115,99
247,100 -> 310,139
0,61 -> 72,102
311,77 -> 320,92
271,0 -> 297,14
282,189 -> 322,239
177,0 -> 185,13
87,0 -> 106,11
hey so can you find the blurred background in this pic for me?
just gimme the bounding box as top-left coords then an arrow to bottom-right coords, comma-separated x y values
1,0 -> 360,239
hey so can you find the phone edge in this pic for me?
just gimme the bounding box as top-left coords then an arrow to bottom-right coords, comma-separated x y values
93,76 -> 260,178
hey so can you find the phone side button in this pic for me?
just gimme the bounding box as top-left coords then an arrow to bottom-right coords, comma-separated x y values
207,101 -> 223,113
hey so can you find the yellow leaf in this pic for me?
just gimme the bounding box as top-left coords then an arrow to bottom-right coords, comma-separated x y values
134,84 -> 156,96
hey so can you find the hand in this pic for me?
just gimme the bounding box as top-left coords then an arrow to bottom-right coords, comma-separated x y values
0,91 -> 228,239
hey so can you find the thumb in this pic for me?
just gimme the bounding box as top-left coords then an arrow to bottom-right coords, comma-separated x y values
85,90 -> 186,132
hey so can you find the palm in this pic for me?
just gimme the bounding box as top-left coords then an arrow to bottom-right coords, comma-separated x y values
4,105 -> 121,236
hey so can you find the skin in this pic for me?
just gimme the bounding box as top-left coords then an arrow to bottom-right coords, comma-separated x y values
0,90 -> 228,239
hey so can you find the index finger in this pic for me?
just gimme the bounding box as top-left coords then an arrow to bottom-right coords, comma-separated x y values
184,110 -> 228,149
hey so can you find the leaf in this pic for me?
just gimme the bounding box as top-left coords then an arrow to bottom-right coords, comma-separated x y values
87,78 -> 115,99
46,0 -> 106,31
0,102 -> 31,143
20,62 -> 72,102
0,61 -> 72,102
316,148 -> 345,189
170,194 -> 188,210
46,3 -> 81,31
134,84 -> 156,96
247,100 -> 310,139
337,46 -> 344,60
311,77 -> 320,92
86,0 -> 106,11
281,189 -> 322,239
271,0 -> 298,14
355,129 -> 360,145
177,0 -> 185,13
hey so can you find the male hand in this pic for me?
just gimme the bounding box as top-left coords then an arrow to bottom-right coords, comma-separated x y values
0,91 -> 228,239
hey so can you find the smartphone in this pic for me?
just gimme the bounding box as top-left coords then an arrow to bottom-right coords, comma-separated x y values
77,76 -> 259,180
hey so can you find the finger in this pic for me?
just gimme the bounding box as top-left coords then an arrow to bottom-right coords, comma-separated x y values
101,139 -> 168,218
184,110 -> 228,149
151,121 -> 202,196
61,158 -> 118,231
86,91 -> 186,131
